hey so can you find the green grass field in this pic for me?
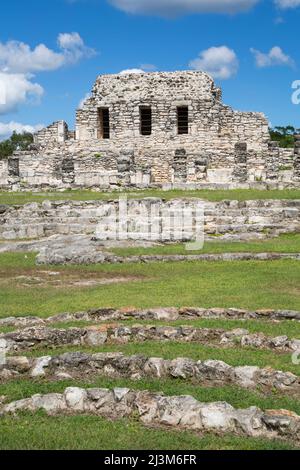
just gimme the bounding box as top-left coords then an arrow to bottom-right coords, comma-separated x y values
1,375 -> 300,450
0,252 -> 300,449
110,233 -> 300,256
1,412 -> 296,450
0,252 -> 300,317
1,196 -> 300,449
1,188 -> 300,205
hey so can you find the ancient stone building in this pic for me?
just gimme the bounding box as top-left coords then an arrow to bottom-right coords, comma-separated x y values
0,71 -> 298,189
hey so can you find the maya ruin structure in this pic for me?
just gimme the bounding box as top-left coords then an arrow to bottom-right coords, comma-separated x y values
1,70 -> 300,190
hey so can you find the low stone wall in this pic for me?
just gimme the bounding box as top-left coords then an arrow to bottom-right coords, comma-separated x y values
1,307 -> 300,328
2,386 -> 300,444
1,351 -> 299,395
1,198 -> 299,241
1,149 -> 299,191
36,250 -> 300,265
1,325 -> 299,355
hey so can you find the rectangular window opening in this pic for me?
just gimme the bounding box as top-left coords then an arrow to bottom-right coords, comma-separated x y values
98,108 -> 110,139
177,106 -> 189,135
140,106 -> 152,136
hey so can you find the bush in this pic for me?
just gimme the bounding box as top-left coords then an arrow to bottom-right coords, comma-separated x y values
269,126 -> 299,149
0,132 -> 33,159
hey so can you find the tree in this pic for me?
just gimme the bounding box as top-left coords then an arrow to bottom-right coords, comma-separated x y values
269,125 -> 299,149
0,131 -> 34,159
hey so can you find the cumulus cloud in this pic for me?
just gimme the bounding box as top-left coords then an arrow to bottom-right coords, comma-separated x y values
108,0 -> 260,17
57,32 -> 96,65
119,68 -> 146,75
0,33 -> 95,115
275,0 -> 300,8
0,121 -> 44,140
250,46 -> 294,67
0,73 -> 43,114
0,33 -> 95,74
189,46 -> 239,79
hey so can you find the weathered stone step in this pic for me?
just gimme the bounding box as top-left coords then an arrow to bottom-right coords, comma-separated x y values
1,307 -> 300,329
1,325 -> 299,354
1,351 -> 299,396
36,250 -> 300,265
1,199 -> 299,241
1,386 -> 300,445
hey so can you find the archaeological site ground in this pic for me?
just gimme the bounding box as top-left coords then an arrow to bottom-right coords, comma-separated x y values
1,70 -> 300,452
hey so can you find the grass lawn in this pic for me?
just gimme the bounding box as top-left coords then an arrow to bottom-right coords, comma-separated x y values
110,233 -> 300,257
1,188 -> 300,205
1,236 -> 300,450
1,378 -> 299,450
1,412 -> 296,450
0,252 -> 300,317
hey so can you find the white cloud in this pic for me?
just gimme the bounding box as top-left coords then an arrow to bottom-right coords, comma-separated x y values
119,68 -> 146,75
0,33 -> 95,116
0,42 -> 65,74
58,32 -> 84,49
108,0 -> 260,17
189,46 -> 239,79
250,46 -> 294,67
0,73 -> 43,114
275,0 -> 300,8
0,33 -> 95,74
0,121 -> 44,140
57,32 -> 96,65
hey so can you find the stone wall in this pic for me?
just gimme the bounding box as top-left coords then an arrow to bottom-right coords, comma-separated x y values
34,121 -> 69,147
2,386 -> 300,444
0,198 -> 299,240
1,307 -> 299,329
1,324 -> 299,355
1,71 -> 299,189
76,71 -> 269,153
1,349 -> 299,395
0,148 -> 299,190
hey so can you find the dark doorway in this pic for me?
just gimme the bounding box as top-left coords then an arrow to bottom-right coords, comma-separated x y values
140,106 -> 152,136
177,106 -> 189,135
98,108 -> 110,139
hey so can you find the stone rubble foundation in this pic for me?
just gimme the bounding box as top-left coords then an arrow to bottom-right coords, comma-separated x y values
37,250 -> 300,265
1,351 -> 299,395
1,307 -> 299,329
1,386 -> 300,445
1,325 -> 299,354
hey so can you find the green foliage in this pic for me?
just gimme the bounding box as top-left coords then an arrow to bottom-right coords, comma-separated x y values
0,132 -> 33,159
269,125 -> 299,149
0,139 -> 14,159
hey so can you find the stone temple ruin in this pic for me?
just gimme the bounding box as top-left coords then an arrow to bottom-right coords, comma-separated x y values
1,70 -> 300,190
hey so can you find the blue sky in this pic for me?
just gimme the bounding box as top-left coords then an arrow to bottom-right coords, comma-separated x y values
0,0 -> 300,138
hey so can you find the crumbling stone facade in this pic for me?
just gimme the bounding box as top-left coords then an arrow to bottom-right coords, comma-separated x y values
1,199 -> 299,241
0,71 -> 298,189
